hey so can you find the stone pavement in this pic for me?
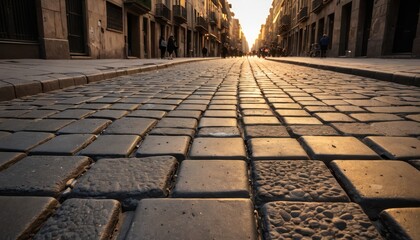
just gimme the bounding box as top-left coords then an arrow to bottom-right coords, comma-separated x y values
0,57 -> 419,239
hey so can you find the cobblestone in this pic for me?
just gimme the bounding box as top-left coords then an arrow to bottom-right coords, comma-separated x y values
380,207 -> 420,240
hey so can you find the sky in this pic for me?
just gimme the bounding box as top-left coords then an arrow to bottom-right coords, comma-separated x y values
228,0 -> 273,49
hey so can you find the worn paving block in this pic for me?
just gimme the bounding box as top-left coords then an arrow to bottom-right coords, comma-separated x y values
331,123 -> 383,137
0,131 -> 11,139
74,103 -> 112,110
149,128 -> 195,137
0,119 -> 35,132
363,136 -> 420,160
0,152 -> 26,171
127,110 -> 167,119
245,125 -> 290,139
406,114 -> 420,122
240,103 -> 270,109
0,196 -> 58,240
380,208 -> 420,240
176,104 -> 207,111
243,116 -> 280,125
125,199 -> 257,240
107,103 -> 140,111
166,110 -> 202,119
314,112 -> 356,123
242,109 -> 275,116
330,160 -> 420,218
282,117 -> 323,125
49,109 -> 95,119
249,138 -> 309,160
0,110 -> 29,118
334,105 -> 366,113
30,134 -> 96,155
207,105 -> 236,110
197,127 -> 241,137
136,135 -> 191,160
104,118 -> 156,136
288,125 -> 340,137
261,201 -> 381,239
88,109 -> 129,120
0,156 -> 91,197
18,110 -> 59,119
408,160 -> 420,170
271,103 -> 301,109
0,132 -> 55,152
71,156 -> 177,210
89,97 -> 121,104
34,199 -> 121,240
155,117 -> 197,129
300,136 -> 380,161
198,117 -> 237,128
275,109 -> 310,117
189,137 -> 247,160
79,135 -> 140,159
138,104 -> 177,111
57,119 -> 111,134
203,110 -> 237,118
252,160 -> 349,204
172,160 -> 249,198
371,121 -> 420,136
365,106 -> 420,114
22,119 -> 75,132
350,113 -> 403,122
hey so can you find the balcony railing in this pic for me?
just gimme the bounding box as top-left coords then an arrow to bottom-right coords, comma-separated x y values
196,16 -> 209,33
209,12 -> 218,26
124,0 -> 151,14
298,7 -> 308,22
173,5 -> 187,24
312,0 -> 323,13
155,3 -> 171,22
279,14 -> 290,34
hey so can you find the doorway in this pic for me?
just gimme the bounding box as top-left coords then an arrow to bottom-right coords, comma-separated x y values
392,0 -> 419,53
327,13 -> 334,50
127,13 -> 140,57
143,17 -> 148,58
360,0 -> 373,56
151,21 -> 156,58
66,0 -> 87,54
339,2 -> 352,56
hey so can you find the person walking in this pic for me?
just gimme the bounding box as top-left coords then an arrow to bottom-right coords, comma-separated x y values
202,46 -> 208,57
159,36 -> 167,59
173,38 -> 179,57
167,36 -> 175,60
319,34 -> 330,58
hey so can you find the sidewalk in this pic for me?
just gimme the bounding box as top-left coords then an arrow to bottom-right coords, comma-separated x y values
266,57 -> 420,87
0,58 -> 213,101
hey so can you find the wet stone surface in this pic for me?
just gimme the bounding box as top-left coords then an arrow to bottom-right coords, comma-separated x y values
261,201 -> 381,240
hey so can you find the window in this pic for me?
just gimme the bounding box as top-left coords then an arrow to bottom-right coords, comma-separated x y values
0,0 -> 38,41
106,2 -> 123,32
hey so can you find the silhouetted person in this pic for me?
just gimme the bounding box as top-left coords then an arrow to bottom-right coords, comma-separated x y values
159,36 -> 167,59
319,34 -> 330,58
167,36 -> 175,60
202,46 -> 208,57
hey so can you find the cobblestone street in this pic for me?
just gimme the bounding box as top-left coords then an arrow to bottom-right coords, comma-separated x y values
0,58 -> 419,239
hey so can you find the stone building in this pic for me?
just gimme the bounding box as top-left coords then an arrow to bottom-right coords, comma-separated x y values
255,0 -> 420,57
0,0 -> 243,59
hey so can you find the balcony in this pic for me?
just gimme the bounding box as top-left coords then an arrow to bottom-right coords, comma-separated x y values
279,15 -> 290,34
209,12 -> 218,26
173,5 -> 187,24
196,16 -> 209,33
298,7 -> 308,22
155,3 -> 171,22
221,20 -> 229,29
124,0 -> 151,14
312,0 -> 323,13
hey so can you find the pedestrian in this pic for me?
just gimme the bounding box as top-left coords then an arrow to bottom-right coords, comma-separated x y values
202,46 -> 208,57
173,38 -> 179,57
222,44 -> 228,58
319,34 -> 330,58
167,36 -> 175,60
159,36 -> 167,59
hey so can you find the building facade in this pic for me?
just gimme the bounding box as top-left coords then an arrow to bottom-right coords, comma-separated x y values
0,0 -> 246,59
255,0 -> 420,58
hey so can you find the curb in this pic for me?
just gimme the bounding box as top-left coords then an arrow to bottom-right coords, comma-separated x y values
0,58 -> 215,102
266,58 -> 420,87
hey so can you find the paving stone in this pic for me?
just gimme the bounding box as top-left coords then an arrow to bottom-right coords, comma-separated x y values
0,196 -> 58,240
240,103 -> 270,109
249,138 -> 309,160
172,160 -> 249,198
330,160 -> 420,218
272,103 -> 302,109
314,112 -> 356,123
71,156 -> 177,210
380,207 -> 420,240
0,110 -> 29,118
107,103 -> 140,111
136,135 -> 191,160
0,119 -> 35,132
104,118 -> 156,136
88,109 -> 129,120
176,104 -> 207,111
18,110 -> 59,119
57,119 -> 111,134
252,160 -> 349,204
371,121 -> 420,136
210,99 -> 236,105
363,136 -> 420,160
303,106 -> 337,113
261,201 -> 381,239
125,199 -> 257,240
242,109 -> 275,116
155,117 -> 197,129
344,99 -> 390,107
0,132 -> 55,152
408,160 -> 420,170
0,152 -> 26,171
89,97 -> 121,104
149,128 -> 196,137
331,123 -> 383,137
138,104 -> 177,111
49,109 -> 95,119
350,113 -> 403,122
74,103 -> 112,110
34,199 -> 121,240
198,117 -> 237,127
365,106 -> 420,114
80,135 -> 140,159
30,134 -> 96,155
406,114 -> 420,122
166,110 -> 202,119
197,127 -> 241,137
126,110 -> 167,119
207,105 -> 236,110
282,117 -> 323,125
300,136 -> 380,161
243,116 -> 280,125
203,110 -> 237,118
0,156 -> 91,197
22,119 -> 75,132
275,109 -> 310,117
288,125 -> 340,137
244,125 -> 290,139
0,131 -> 11,139
189,138 -> 247,160
334,105 -> 367,113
